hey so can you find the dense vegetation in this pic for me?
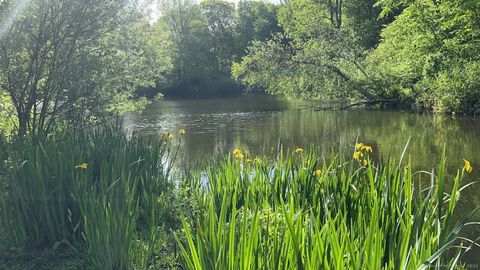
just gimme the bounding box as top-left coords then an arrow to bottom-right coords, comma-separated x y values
156,0 -> 282,97
2,0 -> 479,137
0,127 -> 478,269
233,0 -> 480,114
1,0 -> 480,269
4,134 -> 477,268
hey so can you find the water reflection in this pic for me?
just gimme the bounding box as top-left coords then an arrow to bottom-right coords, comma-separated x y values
124,96 -> 479,170
124,95 -> 480,263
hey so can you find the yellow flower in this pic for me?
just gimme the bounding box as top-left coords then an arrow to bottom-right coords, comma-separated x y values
75,163 -> 88,170
295,147 -> 304,154
253,157 -> 262,165
246,159 -> 252,163
315,169 -> 321,177
235,153 -> 244,159
362,159 -> 368,166
355,143 -> 364,150
464,159 -> 473,173
233,148 -> 242,156
364,146 -> 373,153
168,133 -> 174,139
353,151 -> 363,160
179,129 -> 186,135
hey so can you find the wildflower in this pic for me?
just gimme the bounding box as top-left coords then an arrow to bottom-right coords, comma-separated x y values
355,143 -> 364,150
362,159 -> 368,166
315,169 -> 321,177
168,133 -> 174,139
246,159 -> 253,164
295,147 -> 304,154
464,159 -> 473,173
253,157 -> 262,165
353,151 -> 363,160
179,129 -> 186,135
75,163 -> 88,170
233,148 -> 242,156
364,146 -> 373,153
235,153 -> 244,159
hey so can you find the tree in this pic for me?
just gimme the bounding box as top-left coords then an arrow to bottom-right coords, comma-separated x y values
233,0 -> 384,102
368,0 -> 480,113
200,0 -> 235,74
234,0 -> 282,59
158,0 -> 281,97
0,0 -> 164,136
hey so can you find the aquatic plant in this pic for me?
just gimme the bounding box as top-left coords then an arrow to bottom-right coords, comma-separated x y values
0,124 -> 172,269
177,147 -> 479,269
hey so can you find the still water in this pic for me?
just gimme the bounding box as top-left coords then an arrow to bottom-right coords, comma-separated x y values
124,95 -> 480,263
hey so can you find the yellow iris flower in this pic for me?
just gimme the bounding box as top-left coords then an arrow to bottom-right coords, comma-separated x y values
353,151 -> 363,160
464,159 -> 473,173
253,157 -> 262,165
179,129 -> 186,135
315,169 -> 321,177
75,163 -> 88,170
295,147 -> 304,154
235,153 -> 244,159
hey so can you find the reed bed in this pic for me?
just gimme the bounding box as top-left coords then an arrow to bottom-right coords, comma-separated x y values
177,146 -> 479,269
1,129 -> 478,269
0,125 -> 173,270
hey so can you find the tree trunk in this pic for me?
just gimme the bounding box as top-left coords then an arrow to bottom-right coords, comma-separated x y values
17,112 -> 28,137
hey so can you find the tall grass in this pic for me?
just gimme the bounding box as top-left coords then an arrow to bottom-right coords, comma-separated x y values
177,147 -> 479,269
0,124 -> 172,269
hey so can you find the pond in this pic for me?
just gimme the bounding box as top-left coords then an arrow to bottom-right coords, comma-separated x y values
124,95 -> 480,264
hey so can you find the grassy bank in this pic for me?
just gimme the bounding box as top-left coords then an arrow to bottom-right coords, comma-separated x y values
0,128 -> 478,269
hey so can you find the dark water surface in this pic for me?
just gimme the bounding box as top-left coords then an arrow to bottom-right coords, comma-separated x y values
124,95 -> 480,264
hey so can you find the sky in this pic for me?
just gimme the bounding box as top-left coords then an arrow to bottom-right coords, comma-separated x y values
146,0 -> 280,23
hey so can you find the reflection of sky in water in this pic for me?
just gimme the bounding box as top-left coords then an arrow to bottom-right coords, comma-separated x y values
123,95 -> 480,263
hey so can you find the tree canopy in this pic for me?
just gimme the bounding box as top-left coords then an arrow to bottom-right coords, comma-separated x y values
0,0 -> 170,135
1,0 -> 479,137
233,0 -> 480,113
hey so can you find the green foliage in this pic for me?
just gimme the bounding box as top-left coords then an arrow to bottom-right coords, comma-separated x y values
233,0 -> 386,102
0,124 -> 172,269
158,0 -> 282,97
368,0 -> 480,113
0,1 -> 170,135
234,0 -> 480,113
177,148 -> 478,269
0,91 -> 16,135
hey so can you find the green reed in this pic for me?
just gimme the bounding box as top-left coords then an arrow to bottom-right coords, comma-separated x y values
177,146 -> 479,269
0,124 -> 172,270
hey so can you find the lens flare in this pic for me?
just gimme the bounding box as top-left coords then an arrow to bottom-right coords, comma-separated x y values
0,0 -> 28,40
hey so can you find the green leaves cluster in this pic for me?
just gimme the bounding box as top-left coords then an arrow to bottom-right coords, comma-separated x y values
0,0 -> 171,136
233,0 -> 384,102
177,150 -> 478,269
233,0 -> 480,113
157,0 -> 282,97
369,0 -> 480,113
